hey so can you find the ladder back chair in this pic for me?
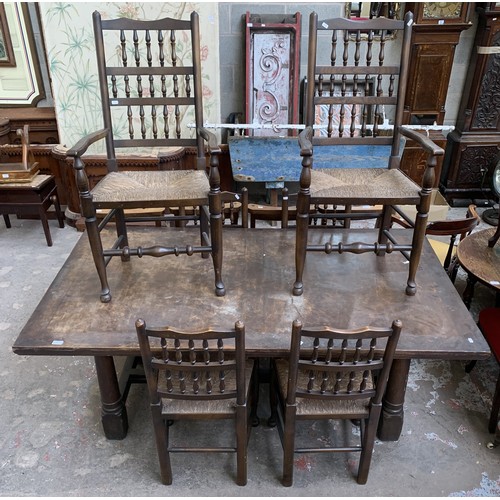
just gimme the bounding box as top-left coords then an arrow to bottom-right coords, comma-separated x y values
136,318 -> 255,486
271,319 -> 402,486
293,11 -> 444,297
67,11 -> 226,302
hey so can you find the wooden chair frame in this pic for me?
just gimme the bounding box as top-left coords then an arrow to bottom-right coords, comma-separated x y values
270,319 -> 402,486
67,11 -> 226,302
293,12 -> 444,297
136,318 -> 255,486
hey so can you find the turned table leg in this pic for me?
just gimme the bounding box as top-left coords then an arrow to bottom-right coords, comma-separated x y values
462,273 -> 477,310
377,358 -> 411,441
94,356 -> 129,440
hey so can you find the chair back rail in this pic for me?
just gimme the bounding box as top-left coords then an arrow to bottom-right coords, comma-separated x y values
93,11 -> 205,170
304,12 -> 413,163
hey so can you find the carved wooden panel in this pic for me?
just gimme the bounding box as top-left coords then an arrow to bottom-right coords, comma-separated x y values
440,7 -> 500,201
470,30 -> 500,131
245,12 -> 301,137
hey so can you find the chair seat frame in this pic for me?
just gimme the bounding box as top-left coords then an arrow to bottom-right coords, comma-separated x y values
293,12 -> 444,297
67,11 -> 227,302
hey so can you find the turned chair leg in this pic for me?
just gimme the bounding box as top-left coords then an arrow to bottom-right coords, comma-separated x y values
85,216 -> 111,303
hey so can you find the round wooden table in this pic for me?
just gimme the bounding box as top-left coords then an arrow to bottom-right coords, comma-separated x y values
457,228 -> 500,309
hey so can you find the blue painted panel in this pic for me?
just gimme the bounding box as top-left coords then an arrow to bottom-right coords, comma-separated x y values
228,136 -> 393,183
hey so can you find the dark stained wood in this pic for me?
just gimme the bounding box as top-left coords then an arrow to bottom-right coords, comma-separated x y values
272,319 -> 401,486
440,7 -> 500,202
68,11 -> 228,302
457,227 -> 500,308
136,319 -> 254,485
13,227 -> 490,440
0,175 -> 64,246
294,11 -> 445,298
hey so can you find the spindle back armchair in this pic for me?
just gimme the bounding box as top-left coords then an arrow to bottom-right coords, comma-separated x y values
293,11 -> 444,297
67,11 -> 226,302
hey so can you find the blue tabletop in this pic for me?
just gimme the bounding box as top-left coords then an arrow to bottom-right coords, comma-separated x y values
228,136 -> 393,183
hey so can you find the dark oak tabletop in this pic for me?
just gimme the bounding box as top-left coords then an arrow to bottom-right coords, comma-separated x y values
13,227 -> 489,360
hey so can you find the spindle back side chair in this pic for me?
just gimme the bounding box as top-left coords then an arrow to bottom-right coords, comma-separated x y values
271,319 -> 402,486
136,318 -> 255,486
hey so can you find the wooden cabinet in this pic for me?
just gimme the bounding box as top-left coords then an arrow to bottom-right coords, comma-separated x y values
403,3 -> 472,126
401,131 -> 448,188
440,4 -> 500,202
400,3 -> 472,188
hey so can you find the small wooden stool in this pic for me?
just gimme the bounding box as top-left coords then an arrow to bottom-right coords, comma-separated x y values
0,174 -> 65,246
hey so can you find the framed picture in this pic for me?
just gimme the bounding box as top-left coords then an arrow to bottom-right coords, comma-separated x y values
0,3 -> 15,67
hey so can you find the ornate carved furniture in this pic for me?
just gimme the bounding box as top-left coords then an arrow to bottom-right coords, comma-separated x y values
0,174 -> 64,246
294,11 -> 444,297
136,318 -> 255,486
403,2 -> 472,127
270,319 -> 402,485
486,159 -> 500,248
245,12 -> 301,137
13,227 -> 491,441
400,0 -> 472,189
441,4 -> 500,203
67,11 -> 226,302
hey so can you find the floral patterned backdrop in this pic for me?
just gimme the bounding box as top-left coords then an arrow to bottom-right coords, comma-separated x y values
39,2 -> 220,153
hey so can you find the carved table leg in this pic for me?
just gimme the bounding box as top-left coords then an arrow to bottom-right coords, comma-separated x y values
94,356 -> 128,440
377,358 -> 411,441
462,273 -> 477,310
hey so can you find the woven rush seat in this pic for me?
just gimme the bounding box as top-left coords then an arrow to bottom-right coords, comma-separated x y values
309,169 -> 421,203
91,170 -> 210,206
274,359 -> 372,417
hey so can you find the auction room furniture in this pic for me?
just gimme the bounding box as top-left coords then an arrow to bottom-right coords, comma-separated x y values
294,12 -> 444,297
245,12 -> 301,138
456,227 -> 500,309
440,4 -> 500,203
0,174 -> 64,246
67,11 -> 226,303
392,203 -> 480,279
12,227 -> 490,442
136,318 -> 255,486
399,2 -> 472,187
271,319 -> 401,486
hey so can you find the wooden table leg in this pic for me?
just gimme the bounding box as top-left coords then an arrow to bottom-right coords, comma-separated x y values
94,356 -> 129,440
462,273 -> 477,310
38,205 -> 53,247
377,358 -> 411,441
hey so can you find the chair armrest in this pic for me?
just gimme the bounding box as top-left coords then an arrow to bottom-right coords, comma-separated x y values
66,128 -> 109,158
198,126 -> 221,154
399,126 -> 444,157
298,126 -> 313,157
